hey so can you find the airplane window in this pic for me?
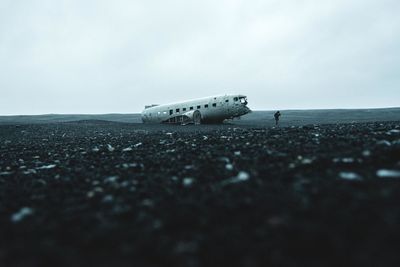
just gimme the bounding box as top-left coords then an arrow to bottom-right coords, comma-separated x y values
163,111 -> 167,114
234,97 -> 238,101
212,103 -> 216,107
183,108 -> 186,111
197,105 -> 201,109
190,107 -> 193,110
225,100 -> 229,102
204,104 -> 209,108
169,110 -> 173,115
158,112 -> 161,115
176,108 -> 180,113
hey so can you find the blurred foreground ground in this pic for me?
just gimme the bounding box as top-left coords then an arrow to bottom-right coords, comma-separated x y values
0,121 -> 400,266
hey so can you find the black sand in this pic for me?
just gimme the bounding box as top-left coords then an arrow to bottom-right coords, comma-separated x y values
1,121 -> 400,266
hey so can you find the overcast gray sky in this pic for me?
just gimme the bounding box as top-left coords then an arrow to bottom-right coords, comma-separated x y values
1,0 -> 399,115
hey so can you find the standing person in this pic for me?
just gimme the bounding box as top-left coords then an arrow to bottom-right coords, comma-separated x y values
274,111 -> 281,126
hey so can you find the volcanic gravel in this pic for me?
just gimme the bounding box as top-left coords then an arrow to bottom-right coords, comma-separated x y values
1,121 -> 400,267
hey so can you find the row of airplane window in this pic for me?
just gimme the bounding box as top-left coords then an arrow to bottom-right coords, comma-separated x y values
168,99 -> 232,115
154,98 -> 239,116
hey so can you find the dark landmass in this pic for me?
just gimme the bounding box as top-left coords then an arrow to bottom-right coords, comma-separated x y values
1,120 -> 400,267
1,107 -> 400,126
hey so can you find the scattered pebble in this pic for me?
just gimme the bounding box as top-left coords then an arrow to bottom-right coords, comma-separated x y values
333,158 -> 354,163
386,129 -> 400,135
141,199 -> 154,207
134,142 -> 143,148
218,157 -> 230,163
393,140 -> 400,145
376,140 -> 391,146
376,169 -> 400,178
23,169 -> 37,175
362,150 -> 371,157
236,171 -> 250,181
11,207 -> 34,223
102,195 -> 114,203
225,164 -> 234,171
182,177 -> 194,187
107,144 -> 115,152
122,147 -> 133,152
36,164 -> 56,170
339,172 -> 363,181
104,176 -> 119,183
301,158 -> 313,164
93,186 -> 104,193
222,171 -> 250,186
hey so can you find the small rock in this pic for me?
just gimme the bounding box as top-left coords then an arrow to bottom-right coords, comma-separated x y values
182,177 -> 194,187
339,172 -> 362,181
134,142 -> 143,148
386,129 -> 400,135
107,144 -> 115,152
37,164 -> 56,170
225,164 -> 234,171
342,158 -> 354,163
301,158 -> 313,164
142,199 -> 154,207
102,195 -> 114,203
234,151 -> 241,156
236,171 -> 250,181
104,176 -> 119,183
362,150 -> 371,157
217,157 -> 230,163
376,169 -> 400,178
11,207 -> 34,223
376,140 -> 391,146
333,158 -> 354,163
222,171 -> 251,185
23,169 -> 37,175
120,181 -> 130,187
184,165 -> 194,170
122,147 -> 133,152
93,186 -> 104,193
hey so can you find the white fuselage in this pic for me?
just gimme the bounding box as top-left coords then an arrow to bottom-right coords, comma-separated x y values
141,94 -> 251,124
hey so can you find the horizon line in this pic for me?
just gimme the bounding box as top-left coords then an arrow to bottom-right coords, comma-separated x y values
1,106 -> 400,117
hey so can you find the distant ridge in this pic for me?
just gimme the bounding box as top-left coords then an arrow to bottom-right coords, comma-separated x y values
0,108 -> 399,126
0,114 -> 142,125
